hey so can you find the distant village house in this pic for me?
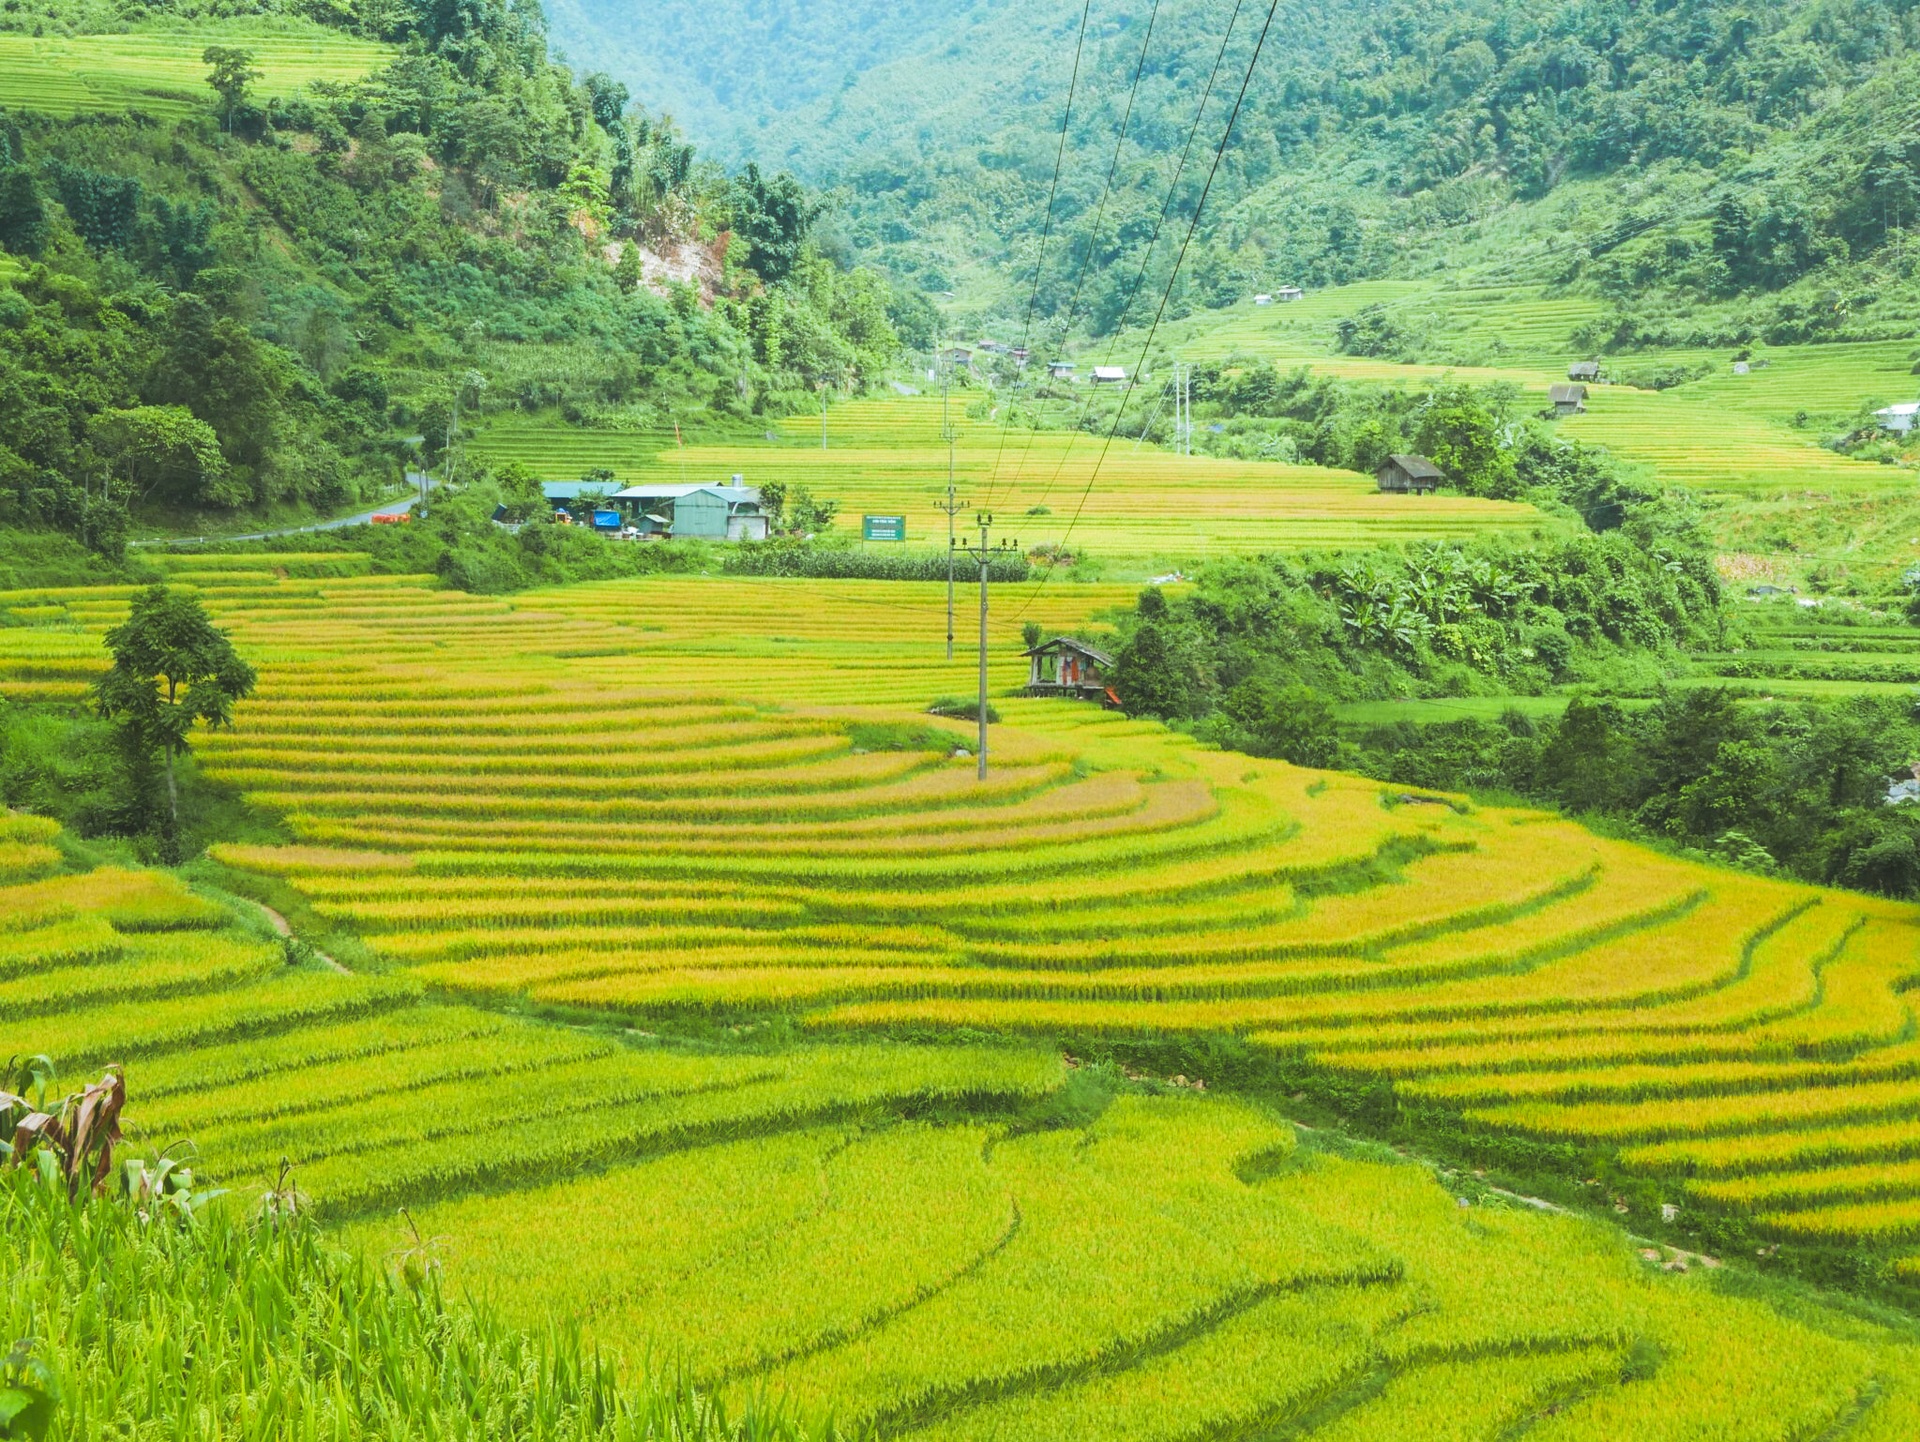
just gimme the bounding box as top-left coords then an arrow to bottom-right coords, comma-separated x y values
616,483 -> 766,540
1548,383 -> 1588,416
540,480 -> 766,540
1275,285 -> 1304,302
1877,402 -> 1920,434
1025,637 -> 1119,705
1376,455 -> 1443,494
1091,366 -> 1128,385
1567,361 -> 1601,382
1047,361 -> 1076,380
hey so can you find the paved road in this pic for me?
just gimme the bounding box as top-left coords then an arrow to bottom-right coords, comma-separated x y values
131,474 -> 436,547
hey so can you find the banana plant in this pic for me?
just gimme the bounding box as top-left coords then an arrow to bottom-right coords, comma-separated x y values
1466,556 -> 1522,616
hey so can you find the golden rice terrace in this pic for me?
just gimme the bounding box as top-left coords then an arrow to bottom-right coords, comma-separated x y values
7,556 -> 1920,1254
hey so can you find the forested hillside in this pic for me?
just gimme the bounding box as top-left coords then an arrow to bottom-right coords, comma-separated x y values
559,0 -> 1920,344
0,0 -> 906,556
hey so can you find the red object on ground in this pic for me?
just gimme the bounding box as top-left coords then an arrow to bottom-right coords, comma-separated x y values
371,512 -> 411,524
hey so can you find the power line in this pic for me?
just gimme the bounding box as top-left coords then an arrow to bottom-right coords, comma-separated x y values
992,0 -> 1167,509
983,0 -> 1097,513
1021,0 -> 1250,518
1021,0 -> 1285,617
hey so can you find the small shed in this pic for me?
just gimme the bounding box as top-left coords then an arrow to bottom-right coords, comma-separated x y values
1091,366 -> 1127,385
1876,402 -> 1920,434
1025,637 -> 1117,704
940,346 -> 974,368
1377,455 -> 1443,494
1548,383 -> 1588,416
1275,285 -> 1304,302
1253,294 -> 1274,306
1568,361 -> 1601,382
1047,361 -> 1076,380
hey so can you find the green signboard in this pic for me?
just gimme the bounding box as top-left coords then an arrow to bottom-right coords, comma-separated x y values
863,514 -> 907,542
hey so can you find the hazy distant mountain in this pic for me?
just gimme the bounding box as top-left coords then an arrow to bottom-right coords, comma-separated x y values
543,0 -> 998,163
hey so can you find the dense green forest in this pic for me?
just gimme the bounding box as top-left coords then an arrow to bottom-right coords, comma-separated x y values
0,0 -> 910,553
554,0 -> 1920,345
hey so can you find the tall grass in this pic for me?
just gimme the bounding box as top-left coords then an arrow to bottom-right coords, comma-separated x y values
0,1169 -> 831,1441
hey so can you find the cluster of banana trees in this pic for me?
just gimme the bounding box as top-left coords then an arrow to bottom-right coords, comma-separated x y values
1327,544 -> 1524,654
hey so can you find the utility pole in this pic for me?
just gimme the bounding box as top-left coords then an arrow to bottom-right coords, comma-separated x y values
937,349 -> 966,660
818,378 -> 830,450
1184,361 -> 1192,455
1172,360 -> 1193,456
954,511 -> 1018,781
447,368 -> 485,490
937,483 -> 967,661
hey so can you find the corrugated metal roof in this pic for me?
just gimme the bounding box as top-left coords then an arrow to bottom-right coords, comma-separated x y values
611,484 -> 761,503
1026,637 -> 1115,667
541,480 -> 625,500
1385,454 -> 1444,480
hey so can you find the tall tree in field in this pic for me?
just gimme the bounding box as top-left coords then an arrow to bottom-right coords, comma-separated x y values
94,587 -> 256,857
202,46 -> 260,133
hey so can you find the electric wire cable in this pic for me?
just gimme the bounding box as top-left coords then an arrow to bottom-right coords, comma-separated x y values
1018,0 -> 1285,618
980,0 -> 1097,511
1020,0 -> 1250,519
995,0 -> 1167,506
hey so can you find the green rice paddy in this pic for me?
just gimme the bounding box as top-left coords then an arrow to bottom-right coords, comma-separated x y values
0,26 -> 392,118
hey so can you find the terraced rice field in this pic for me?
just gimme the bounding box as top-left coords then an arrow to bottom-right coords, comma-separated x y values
1164,283 -> 1608,375
473,395 -> 1551,563
12,854 -> 1920,1436
5,555 -> 1920,1261
13,558 -> 1920,1428
0,27 -> 391,117
1158,282 -> 1909,497
470,281 -> 1914,574
1694,597 -> 1920,697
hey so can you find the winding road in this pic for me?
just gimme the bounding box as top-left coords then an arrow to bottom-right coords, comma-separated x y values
131,473 -> 437,547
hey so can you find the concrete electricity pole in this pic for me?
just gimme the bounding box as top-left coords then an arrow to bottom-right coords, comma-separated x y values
954,511 -> 1018,781
1172,360 -> 1193,455
937,482 -> 968,661
936,353 -> 967,660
